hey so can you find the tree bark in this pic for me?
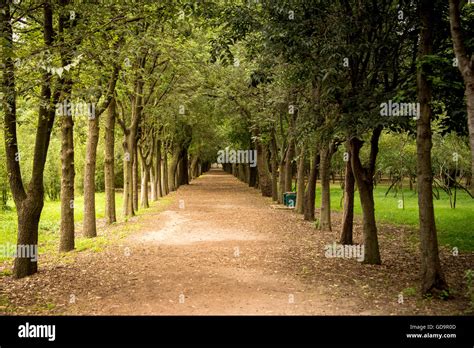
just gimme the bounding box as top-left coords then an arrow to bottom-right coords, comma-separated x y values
15,200 -> 42,277
140,154 -> 149,208
340,143 -> 355,245
178,148 -> 189,186
156,139 -> 163,197
320,143 -> 334,231
82,115 -> 99,237
59,96 -> 75,251
284,139 -> 295,193
58,75 -> 75,253
150,138 -> 162,200
270,129 -> 279,201
449,0 -> 474,194
190,155 -> 199,180
241,163 -> 246,182
256,141 -> 272,197
304,149 -> 319,221
168,144 -> 181,191
295,146 -> 306,214
122,132 -> 134,217
150,166 -> 157,201
163,142 -> 169,195
104,99 -> 116,224
417,0 -> 449,295
150,137 -> 157,201
176,158 -> 183,186
248,151 -> 258,188
350,128 -> 382,265
278,159 -> 285,203
58,0 -> 76,252
132,143 -> 139,211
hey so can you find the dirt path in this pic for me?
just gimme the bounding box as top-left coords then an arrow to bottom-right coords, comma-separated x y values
1,169 -> 471,315
72,170 -> 336,315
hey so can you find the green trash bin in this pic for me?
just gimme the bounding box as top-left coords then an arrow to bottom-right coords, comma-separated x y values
283,192 -> 296,208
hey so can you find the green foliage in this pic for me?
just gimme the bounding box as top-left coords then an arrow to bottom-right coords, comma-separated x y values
0,0 -> 472,300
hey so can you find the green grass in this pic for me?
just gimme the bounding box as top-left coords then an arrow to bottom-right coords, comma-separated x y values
312,183 -> 474,252
402,287 -> 418,297
0,192 -> 174,263
0,192 -> 127,262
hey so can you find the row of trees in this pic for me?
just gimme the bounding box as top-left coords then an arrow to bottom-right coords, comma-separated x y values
0,0 -> 225,278
213,0 -> 473,295
1,0 -> 473,297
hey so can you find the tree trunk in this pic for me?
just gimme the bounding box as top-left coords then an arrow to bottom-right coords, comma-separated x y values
284,139 -> 294,193
168,145 -> 180,191
295,146 -> 306,214
140,158 -> 149,209
156,139 -> 163,197
14,199 -> 43,277
418,0 -> 449,295
304,149 -> 319,221
466,85 -> 474,194
278,160 -> 285,203
350,130 -> 382,265
354,166 -> 379,264
83,115 -> 99,238
104,99 -> 116,224
58,2 -> 76,252
249,163 -> 257,188
270,130 -> 279,201
132,143 -> 138,211
59,102 -> 75,252
320,143 -> 334,231
122,133 -> 134,217
150,141 -> 157,202
163,144 -> 169,195
449,0 -> 474,195
340,144 -> 355,245
190,155 -> 199,180
242,162 -> 249,184
150,166 -> 157,201
178,148 -> 189,186
195,158 -> 202,179
240,164 -> 247,182
1,2 -> 57,277
175,158 -> 181,188
256,141 -> 272,197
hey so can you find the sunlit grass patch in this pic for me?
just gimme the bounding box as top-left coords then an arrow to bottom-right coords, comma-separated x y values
316,184 -> 474,252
